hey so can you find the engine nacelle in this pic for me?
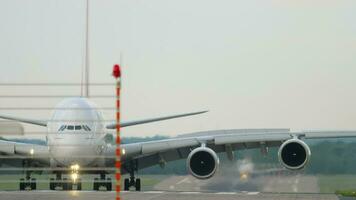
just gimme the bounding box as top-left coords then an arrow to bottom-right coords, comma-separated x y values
186,146 -> 219,179
278,139 -> 311,170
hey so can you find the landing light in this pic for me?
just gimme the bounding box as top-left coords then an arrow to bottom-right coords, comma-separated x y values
29,148 -> 34,155
240,173 -> 248,181
71,164 -> 80,171
71,172 -> 78,182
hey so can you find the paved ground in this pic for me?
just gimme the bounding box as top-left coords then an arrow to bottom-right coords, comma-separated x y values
0,191 -> 340,200
0,174 -> 343,200
154,174 -> 320,193
262,174 -> 319,193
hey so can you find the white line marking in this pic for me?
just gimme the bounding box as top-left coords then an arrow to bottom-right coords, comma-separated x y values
143,191 -> 164,194
177,177 -> 189,185
180,191 -> 201,194
216,192 -> 237,195
247,192 -> 260,195
292,185 -> 298,192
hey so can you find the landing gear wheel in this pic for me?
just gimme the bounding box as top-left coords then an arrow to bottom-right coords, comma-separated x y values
49,178 -> 55,190
30,178 -> 36,190
126,163 -> 141,191
135,178 -> 141,191
77,183 -> 82,190
106,178 -> 112,191
68,181 -> 73,191
77,179 -> 82,190
19,178 -> 25,190
124,178 -> 129,191
54,180 -> 59,190
93,178 -> 99,190
62,178 -> 68,190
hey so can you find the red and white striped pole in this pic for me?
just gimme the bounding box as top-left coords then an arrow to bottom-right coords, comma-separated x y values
112,64 -> 121,200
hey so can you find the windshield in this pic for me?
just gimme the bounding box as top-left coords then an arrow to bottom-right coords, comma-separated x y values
58,125 -> 91,132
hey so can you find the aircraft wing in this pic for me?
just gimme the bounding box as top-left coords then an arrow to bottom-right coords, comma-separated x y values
0,138 -> 50,165
106,110 -> 208,129
115,129 -> 356,173
0,114 -> 47,127
0,110 -> 208,129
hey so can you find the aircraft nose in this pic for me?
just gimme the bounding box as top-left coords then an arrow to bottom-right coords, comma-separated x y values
50,145 -> 98,166
49,136 -> 100,166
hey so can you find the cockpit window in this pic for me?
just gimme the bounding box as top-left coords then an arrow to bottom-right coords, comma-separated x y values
83,125 -> 89,131
58,125 -> 91,132
84,125 -> 91,131
58,125 -> 66,131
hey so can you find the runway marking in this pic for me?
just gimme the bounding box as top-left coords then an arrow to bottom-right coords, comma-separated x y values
0,190 -> 115,193
293,174 -> 300,192
216,192 -> 237,195
143,191 -> 164,194
0,190 -> 258,195
247,192 -> 260,195
177,177 -> 189,185
180,191 -> 201,194
293,186 -> 298,193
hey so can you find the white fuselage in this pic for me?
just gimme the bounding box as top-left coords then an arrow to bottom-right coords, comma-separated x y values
46,98 -> 106,167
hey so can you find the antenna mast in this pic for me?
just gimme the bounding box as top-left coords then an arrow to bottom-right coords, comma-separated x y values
84,0 -> 90,97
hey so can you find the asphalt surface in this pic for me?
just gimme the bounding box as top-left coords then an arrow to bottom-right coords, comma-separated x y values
0,191 -> 340,200
0,175 -> 342,200
154,174 -> 319,193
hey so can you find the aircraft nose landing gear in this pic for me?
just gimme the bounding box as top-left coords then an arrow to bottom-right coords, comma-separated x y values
49,165 -> 82,191
49,176 -> 82,191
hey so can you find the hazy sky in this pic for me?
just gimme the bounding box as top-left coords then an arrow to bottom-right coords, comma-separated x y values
0,0 -> 356,137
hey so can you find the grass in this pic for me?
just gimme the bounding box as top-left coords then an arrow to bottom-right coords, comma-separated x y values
318,174 -> 356,194
0,174 -> 166,191
335,190 -> 356,197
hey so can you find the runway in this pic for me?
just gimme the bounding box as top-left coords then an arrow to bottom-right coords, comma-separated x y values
0,191 -> 340,200
0,175 -> 344,200
154,174 -> 320,193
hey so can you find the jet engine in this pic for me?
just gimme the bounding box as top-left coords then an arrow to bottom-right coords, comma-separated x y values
278,139 -> 311,170
186,146 -> 219,179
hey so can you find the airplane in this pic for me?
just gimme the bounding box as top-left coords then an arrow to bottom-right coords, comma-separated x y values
1,106 -> 356,192
2,2 -> 356,192
0,100 -> 208,191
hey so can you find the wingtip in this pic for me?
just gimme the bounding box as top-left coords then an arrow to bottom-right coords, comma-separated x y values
197,110 -> 209,114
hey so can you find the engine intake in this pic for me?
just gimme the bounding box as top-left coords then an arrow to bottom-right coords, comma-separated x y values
278,139 -> 311,170
186,146 -> 219,179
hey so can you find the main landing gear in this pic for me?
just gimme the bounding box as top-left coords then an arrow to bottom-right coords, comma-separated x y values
19,161 -> 36,190
93,173 -> 112,191
19,172 -> 36,191
124,170 -> 141,191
